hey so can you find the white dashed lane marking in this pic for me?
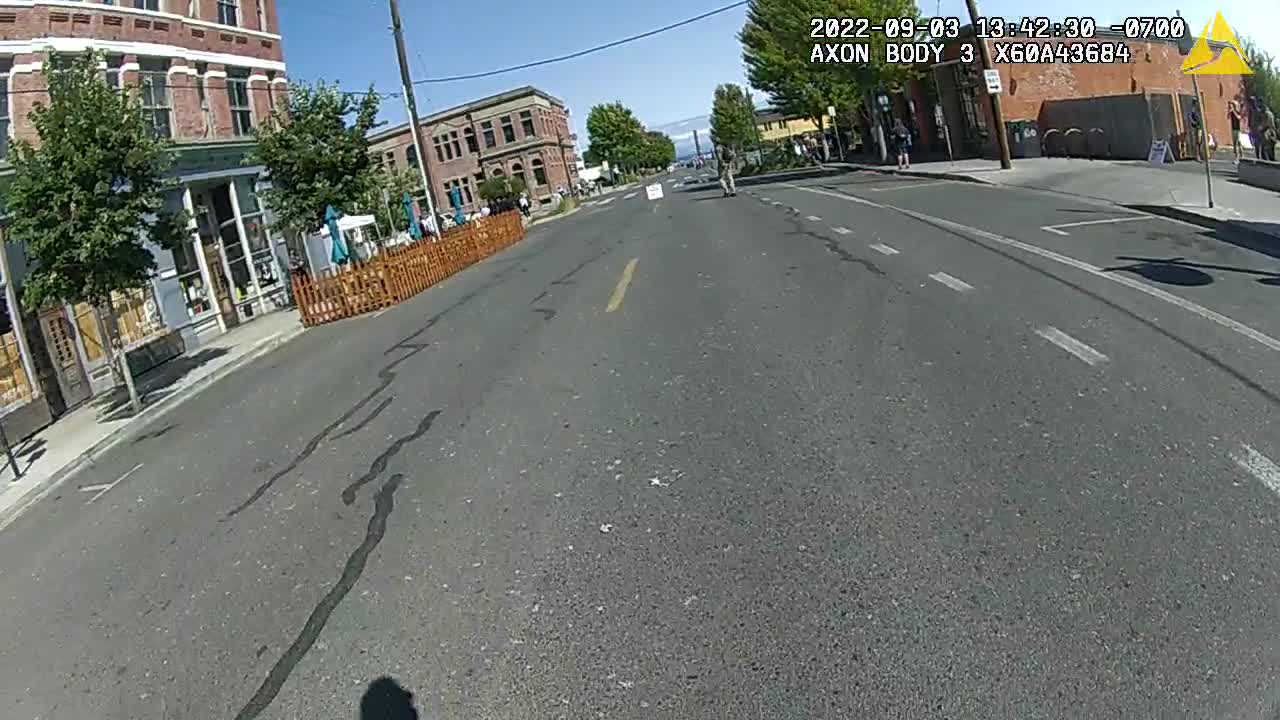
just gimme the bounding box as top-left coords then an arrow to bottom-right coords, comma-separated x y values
869,243 -> 899,255
1035,326 -> 1109,366
832,226 -> 852,235
929,272 -> 973,293
1232,444 -> 1280,497
624,192 -> 638,199
805,215 -> 822,222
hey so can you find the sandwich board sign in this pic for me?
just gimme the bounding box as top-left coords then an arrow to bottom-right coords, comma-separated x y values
646,183 -> 664,200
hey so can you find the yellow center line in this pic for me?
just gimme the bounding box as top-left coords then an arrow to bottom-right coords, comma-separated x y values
606,259 -> 639,313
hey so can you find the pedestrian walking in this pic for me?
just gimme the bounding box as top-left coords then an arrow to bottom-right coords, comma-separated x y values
1265,104 -> 1278,162
892,118 -> 912,169
718,145 -> 737,197
518,192 -> 531,217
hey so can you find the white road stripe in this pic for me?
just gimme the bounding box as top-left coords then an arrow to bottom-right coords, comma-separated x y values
1040,215 -> 1150,235
786,183 -> 1280,355
624,192 -> 638,199
83,463 -> 144,504
869,180 -> 953,192
832,226 -> 852,235
1232,444 -> 1280,496
1035,326 -> 1109,366
761,197 -> 772,202
929,272 -> 973,292
771,201 -> 783,206
599,197 -> 615,205
805,215 -> 822,221
869,243 -> 899,255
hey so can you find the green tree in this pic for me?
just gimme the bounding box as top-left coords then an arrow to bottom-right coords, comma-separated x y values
361,167 -> 421,236
252,81 -> 382,237
582,145 -> 602,166
1240,36 -> 1280,130
7,51 -> 187,413
585,102 -> 646,173
742,0 -> 920,161
710,84 -> 757,154
639,131 -> 677,169
477,175 -> 526,202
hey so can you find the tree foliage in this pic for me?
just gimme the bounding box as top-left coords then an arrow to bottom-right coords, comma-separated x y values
741,0 -> 920,141
710,83 -> 757,151
1240,36 -> 1280,122
478,175 -> 526,201
638,131 -> 677,169
361,167 -> 421,234
585,102 -> 645,169
252,81 -> 382,236
7,51 -> 186,311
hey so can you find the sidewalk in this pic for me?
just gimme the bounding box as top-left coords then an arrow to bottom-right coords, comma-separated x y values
0,309 -> 304,530
841,157 -> 1280,241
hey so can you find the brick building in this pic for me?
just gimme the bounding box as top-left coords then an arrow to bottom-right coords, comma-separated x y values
369,86 -> 579,214
0,0 -> 291,440
890,29 -> 1245,161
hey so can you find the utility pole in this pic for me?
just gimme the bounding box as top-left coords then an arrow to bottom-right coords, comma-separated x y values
388,0 -> 438,223
963,0 -> 1012,169
693,128 -> 703,160
1177,10 -> 1214,208
555,127 -> 572,188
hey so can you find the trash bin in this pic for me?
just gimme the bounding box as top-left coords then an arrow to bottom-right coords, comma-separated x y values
1006,120 -> 1042,158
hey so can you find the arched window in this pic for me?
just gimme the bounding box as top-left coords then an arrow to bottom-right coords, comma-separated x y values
511,162 -> 527,191
491,167 -> 504,177
463,127 -> 478,153
531,157 -> 547,186
405,145 -> 418,168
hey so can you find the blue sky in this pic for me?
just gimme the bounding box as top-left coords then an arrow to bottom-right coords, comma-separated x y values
275,0 -> 1280,149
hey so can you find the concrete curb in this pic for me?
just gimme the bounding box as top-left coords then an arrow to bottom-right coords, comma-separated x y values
838,162 -> 996,185
0,324 -> 305,533
1122,203 -> 1280,246
528,204 -> 583,227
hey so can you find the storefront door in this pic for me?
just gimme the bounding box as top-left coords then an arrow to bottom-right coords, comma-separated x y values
38,307 -> 91,409
203,241 -> 240,330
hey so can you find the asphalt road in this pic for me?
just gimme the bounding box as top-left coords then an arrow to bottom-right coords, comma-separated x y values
4,168 -> 1280,719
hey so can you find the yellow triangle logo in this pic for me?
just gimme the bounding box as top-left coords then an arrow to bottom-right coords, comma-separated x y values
1182,12 -> 1253,75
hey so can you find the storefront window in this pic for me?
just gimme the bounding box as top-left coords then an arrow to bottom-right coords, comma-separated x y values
219,222 -> 253,302
171,240 -> 212,318
0,294 -> 31,408
234,175 -> 262,215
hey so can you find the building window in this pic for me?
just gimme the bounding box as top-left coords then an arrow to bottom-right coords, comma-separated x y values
0,59 -> 11,162
103,54 -> 123,89
450,130 -> 461,157
531,157 -> 547,186
227,69 -> 253,136
511,162 -> 526,190
500,115 -> 515,143
383,150 -> 395,169
464,127 -> 478,153
138,59 -> 172,139
442,178 -> 473,207
171,236 -> 212,319
405,145 -> 418,168
255,0 -> 266,30
491,167 -> 504,177
195,62 -> 212,137
134,0 -> 160,10
0,291 -> 31,410
433,135 -> 446,162
481,120 -> 495,148
217,0 -> 238,26
520,110 -> 535,137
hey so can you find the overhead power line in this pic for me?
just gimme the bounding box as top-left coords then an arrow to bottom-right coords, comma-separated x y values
413,0 -> 749,84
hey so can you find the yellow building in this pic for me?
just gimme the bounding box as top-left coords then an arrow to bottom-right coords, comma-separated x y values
754,110 -> 833,142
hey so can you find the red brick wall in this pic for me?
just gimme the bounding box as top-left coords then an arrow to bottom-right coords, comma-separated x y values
934,37 -> 1247,149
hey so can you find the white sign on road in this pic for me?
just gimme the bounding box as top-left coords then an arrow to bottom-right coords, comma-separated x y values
646,183 -> 664,200
983,69 -> 1002,94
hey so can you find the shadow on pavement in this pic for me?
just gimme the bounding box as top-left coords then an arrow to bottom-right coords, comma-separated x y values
1104,255 -> 1280,287
93,347 -> 231,422
360,677 -> 420,720
1126,206 -> 1280,263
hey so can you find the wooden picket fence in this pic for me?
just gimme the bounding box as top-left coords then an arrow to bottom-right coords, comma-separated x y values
292,211 -> 526,327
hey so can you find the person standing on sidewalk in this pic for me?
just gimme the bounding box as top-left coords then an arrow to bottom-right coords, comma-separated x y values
1228,100 -> 1244,164
892,118 -> 912,170
718,145 -> 737,197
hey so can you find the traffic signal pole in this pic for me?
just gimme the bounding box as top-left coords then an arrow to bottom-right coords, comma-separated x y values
389,0 -> 439,222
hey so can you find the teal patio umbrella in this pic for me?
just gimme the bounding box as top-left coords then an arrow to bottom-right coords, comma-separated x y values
326,205 -> 350,265
403,192 -> 423,240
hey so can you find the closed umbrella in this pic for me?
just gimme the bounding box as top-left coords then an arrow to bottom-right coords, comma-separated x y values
403,192 -> 422,240
326,205 -> 350,266
449,186 -> 466,225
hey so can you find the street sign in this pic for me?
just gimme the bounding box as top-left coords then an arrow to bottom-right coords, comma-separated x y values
983,69 -> 1002,94
827,104 -> 836,118
646,183 -> 664,200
